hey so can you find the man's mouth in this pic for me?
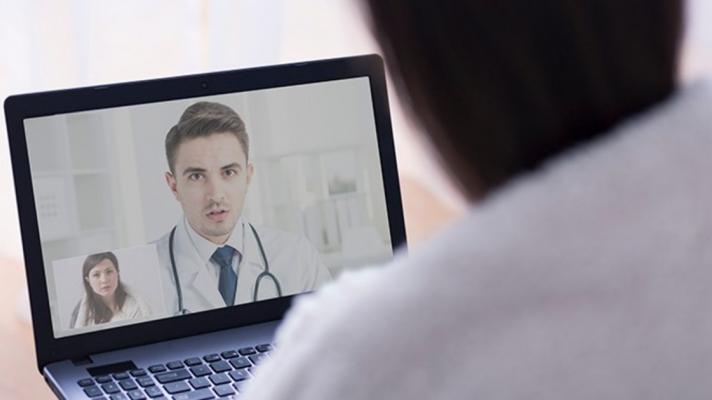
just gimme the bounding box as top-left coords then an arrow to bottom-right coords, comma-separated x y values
206,209 -> 229,222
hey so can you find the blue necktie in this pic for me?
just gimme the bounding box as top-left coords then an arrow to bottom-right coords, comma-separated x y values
212,246 -> 237,306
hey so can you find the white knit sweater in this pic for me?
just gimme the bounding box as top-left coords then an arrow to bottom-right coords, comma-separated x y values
243,79 -> 712,400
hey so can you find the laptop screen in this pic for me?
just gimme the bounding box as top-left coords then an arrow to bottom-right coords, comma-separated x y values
22,77 -> 394,338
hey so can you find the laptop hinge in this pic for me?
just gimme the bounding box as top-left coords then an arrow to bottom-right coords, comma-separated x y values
43,369 -> 67,400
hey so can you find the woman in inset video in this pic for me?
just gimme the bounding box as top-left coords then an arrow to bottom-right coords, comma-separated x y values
69,251 -> 149,328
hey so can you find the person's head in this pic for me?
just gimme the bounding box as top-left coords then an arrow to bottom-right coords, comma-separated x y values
164,102 -> 254,244
364,1 -> 683,200
82,252 -> 127,325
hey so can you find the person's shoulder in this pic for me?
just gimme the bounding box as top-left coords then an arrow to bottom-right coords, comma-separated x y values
245,242 -> 462,398
122,290 -> 150,317
122,288 -> 138,306
151,227 -> 176,265
152,229 -> 172,247
250,223 -> 295,239
249,223 -> 313,249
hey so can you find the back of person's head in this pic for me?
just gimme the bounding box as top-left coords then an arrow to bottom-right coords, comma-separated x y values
364,1 -> 683,200
165,101 -> 249,173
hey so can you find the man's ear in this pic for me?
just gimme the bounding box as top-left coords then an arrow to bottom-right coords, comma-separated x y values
165,171 -> 179,199
246,162 -> 254,187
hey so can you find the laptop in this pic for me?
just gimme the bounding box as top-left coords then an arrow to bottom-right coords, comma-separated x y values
4,54 -> 406,399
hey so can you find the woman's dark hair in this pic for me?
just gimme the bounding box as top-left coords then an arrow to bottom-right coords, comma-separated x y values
82,251 -> 127,325
364,1 -> 683,200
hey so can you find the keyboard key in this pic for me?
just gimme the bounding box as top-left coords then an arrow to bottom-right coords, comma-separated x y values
155,369 -> 191,384
120,379 -> 138,391
167,361 -> 184,370
163,380 -> 190,394
255,344 -> 272,353
130,369 -> 147,377
229,357 -> 251,369
228,369 -> 250,382
172,388 -> 214,400
83,385 -> 103,397
79,378 -> 95,387
110,393 -> 128,400
113,372 -> 130,380
96,376 -> 112,384
209,373 -> 231,386
136,376 -> 155,387
190,364 -> 212,377
210,360 -> 231,373
127,389 -> 146,400
249,354 -> 269,365
102,382 -> 121,394
184,357 -> 202,367
220,350 -> 238,359
148,364 -> 166,374
203,353 -> 220,363
144,386 -> 164,398
214,384 -> 235,397
238,347 -> 256,356
188,377 -> 210,389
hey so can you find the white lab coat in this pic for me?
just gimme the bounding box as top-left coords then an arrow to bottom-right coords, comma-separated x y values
155,218 -> 331,314
242,80 -> 712,400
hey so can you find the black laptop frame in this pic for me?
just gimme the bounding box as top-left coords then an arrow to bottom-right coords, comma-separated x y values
4,54 -> 406,370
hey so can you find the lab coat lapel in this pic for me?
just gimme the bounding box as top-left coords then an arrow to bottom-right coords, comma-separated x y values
174,221 -> 226,310
235,224 -> 267,304
189,268 -> 226,309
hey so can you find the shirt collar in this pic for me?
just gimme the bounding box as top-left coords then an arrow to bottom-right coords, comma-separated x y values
183,216 -> 245,266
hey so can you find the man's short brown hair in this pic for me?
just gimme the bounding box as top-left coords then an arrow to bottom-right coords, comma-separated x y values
165,101 -> 249,173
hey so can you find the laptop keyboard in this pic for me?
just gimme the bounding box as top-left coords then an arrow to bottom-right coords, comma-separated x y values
77,343 -> 273,399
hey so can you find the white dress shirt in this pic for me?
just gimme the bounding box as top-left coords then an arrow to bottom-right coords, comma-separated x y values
184,216 -> 245,284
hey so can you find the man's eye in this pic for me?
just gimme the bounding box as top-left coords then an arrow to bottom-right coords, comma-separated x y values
224,169 -> 238,177
188,173 -> 204,181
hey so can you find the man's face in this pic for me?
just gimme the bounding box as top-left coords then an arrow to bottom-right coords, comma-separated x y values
166,133 -> 253,244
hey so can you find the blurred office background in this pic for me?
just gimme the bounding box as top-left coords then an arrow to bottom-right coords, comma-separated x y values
0,0 -> 466,266
1,1 -> 712,397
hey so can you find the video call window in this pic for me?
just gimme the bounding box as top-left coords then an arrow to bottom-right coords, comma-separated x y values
23,77 -> 394,338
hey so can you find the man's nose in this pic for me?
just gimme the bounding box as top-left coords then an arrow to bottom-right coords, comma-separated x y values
205,177 -> 226,201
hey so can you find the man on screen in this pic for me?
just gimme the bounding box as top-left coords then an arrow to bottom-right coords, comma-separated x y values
155,101 -> 331,315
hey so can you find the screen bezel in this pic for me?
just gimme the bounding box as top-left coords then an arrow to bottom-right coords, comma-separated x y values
4,54 -> 407,370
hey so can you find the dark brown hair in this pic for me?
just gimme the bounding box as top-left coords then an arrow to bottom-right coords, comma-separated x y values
165,101 -> 249,174
82,252 -> 127,325
364,1 -> 683,200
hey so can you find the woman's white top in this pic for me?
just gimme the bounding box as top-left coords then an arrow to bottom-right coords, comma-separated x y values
242,79 -> 712,400
73,289 -> 149,328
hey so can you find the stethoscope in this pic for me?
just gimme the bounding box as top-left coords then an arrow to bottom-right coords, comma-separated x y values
168,221 -> 283,314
